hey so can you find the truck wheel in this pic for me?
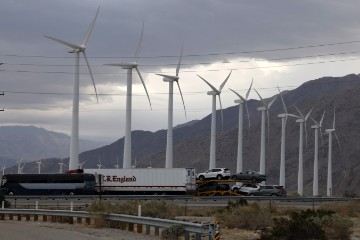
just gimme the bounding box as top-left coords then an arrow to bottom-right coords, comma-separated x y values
216,175 -> 223,180
199,175 -> 205,181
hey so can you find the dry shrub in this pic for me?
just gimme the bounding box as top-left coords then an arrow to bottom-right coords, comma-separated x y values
320,200 -> 360,217
216,202 -> 272,230
88,200 -> 181,219
142,200 -> 182,219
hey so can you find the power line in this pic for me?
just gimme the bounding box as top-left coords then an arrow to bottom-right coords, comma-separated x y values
2,56 -> 360,75
1,39 -> 360,59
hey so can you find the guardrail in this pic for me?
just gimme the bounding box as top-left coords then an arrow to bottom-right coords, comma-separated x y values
0,208 -> 215,240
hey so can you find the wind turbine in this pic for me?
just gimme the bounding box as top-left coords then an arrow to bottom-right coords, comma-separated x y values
17,159 -> 23,174
105,23 -> 151,169
44,7 -> 100,171
78,160 -> 87,170
277,86 -> 289,187
115,154 -> 120,169
291,106 -> 312,196
97,154 -> 104,169
36,160 -> 42,174
310,110 -> 325,196
59,159 -> 66,173
253,89 -> 277,175
229,79 -> 252,173
156,46 -> 186,168
198,71 -> 232,169
325,107 -> 340,197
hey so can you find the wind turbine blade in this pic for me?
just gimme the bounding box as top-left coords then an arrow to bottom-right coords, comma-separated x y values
267,95 -> 277,109
334,131 -> 341,150
319,110 -> 325,126
320,127 -> 325,155
245,78 -> 253,100
294,105 -> 304,119
309,116 -> 320,126
83,52 -> 98,103
305,121 -> 309,148
266,109 -> 270,142
82,6 -> 100,47
277,85 -> 287,114
44,35 -> 81,50
245,102 -> 251,129
286,113 -> 301,118
219,70 -> 232,91
176,44 -> 183,77
135,67 -> 152,109
333,106 -> 336,129
253,88 -> 267,107
305,108 -> 313,121
176,81 -> 187,118
135,22 -> 144,61
197,75 -> 219,93
218,95 -> 224,131
229,88 -> 246,102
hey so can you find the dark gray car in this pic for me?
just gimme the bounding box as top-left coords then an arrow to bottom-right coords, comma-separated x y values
230,170 -> 266,183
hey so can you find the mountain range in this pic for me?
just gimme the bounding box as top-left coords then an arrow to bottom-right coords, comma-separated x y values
0,125 -> 105,166
4,73 -> 360,196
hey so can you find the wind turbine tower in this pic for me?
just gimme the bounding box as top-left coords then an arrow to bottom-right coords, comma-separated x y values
292,106 -> 312,196
254,89 -> 277,175
229,79 -> 252,173
105,23 -> 152,169
44,7 -> 100,171
277,87 -> 289,187
156,46 -> 186,168
325,107 -> 340,197
198,71 -> 232,169
310,111 -> 325,196
37,160 -> 42,174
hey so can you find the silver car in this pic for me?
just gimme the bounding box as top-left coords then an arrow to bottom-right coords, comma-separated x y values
232,183 -> 260,194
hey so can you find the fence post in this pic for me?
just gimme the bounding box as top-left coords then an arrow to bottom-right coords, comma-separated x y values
35,201 -> 38,210
138,205 -> 142,216
1,201 -> 4,209
70,202 -> 73,211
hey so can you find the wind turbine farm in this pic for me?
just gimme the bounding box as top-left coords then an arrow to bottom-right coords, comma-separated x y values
2,2 -> 360,199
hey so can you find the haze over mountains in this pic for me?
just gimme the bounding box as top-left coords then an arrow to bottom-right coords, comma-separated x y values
3,73 -> 360,196
0,126 -> 105,166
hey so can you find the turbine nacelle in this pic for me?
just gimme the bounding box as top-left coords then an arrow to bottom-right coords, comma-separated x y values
325,129 -> 335,133
234,99 -> 245,104
207,90 -> 219,95
106,62 -> 138,69
156,74 -> 179,82
257,106 -> 267,111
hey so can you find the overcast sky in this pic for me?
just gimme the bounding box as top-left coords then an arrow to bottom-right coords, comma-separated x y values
1,0 -> 360,142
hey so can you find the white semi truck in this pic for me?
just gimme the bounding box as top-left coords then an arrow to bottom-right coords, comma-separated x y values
84,168 -> 196,195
